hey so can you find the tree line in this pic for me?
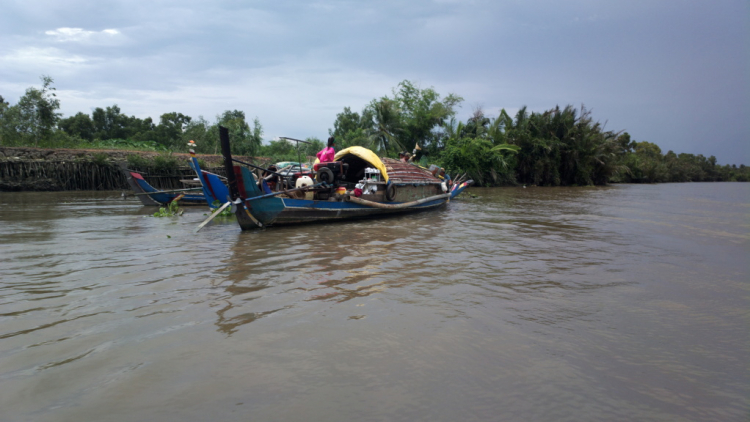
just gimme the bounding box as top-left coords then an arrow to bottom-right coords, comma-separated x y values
0,76 -> 323,160
1,76 -> 747,184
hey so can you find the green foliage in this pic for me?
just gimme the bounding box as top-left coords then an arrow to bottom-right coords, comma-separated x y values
0,76 -> 61,146
329,107 -> 372,150
491,144 -> 521,153
328,80 -> 463,157
391,80 -> 463,154
6,82 -> 198,152
127,154 -> 150,168
126,152 -> 179,173
367,98 -> 404,154
151,152 -> 179,173
184,113 -> 261,156
91,153 -> 109,166
59,112 -> 95,141
87,105 -> 193,149
208,110 -> 262,156
211,200 -> 233,216
614,143 -> 742,183
1,75 -> 747,186
735,165 -> 750,182
325,84 -> 748,185
91,138 -> 166,151
436,105 -> 633,186
154,112 -> 192,149
441,136 -> 516,186
263,138 -> 297,158
91,105 -> 153,141
494,105 -> 631,186
183,117 -> 213,154
152,200 -> 182,217
259,136 -> 324,164
329,107 -> 362,142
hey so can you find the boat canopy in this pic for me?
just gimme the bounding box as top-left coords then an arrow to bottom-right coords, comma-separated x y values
333,147 -> 389,183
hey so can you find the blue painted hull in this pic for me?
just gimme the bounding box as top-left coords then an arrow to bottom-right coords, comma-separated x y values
235,196 -> 449,229
123,168 -> 207,207
189,158 -> 230,209
233,168 -> 472,230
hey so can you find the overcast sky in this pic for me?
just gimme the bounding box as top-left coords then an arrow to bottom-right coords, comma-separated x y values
1,0 -> 748,164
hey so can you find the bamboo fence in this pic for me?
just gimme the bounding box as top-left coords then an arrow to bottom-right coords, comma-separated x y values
0,160 -> 226,191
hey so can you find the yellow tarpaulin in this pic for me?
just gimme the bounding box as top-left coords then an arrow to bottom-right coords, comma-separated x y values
315,146 -> 389,183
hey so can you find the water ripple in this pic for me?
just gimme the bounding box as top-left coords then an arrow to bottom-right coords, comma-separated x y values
0,186 -> 747,421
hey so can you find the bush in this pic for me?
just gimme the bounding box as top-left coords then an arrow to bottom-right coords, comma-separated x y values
152,152 -> 179,173
91,152 -> 109,166
127,154 -> 150,169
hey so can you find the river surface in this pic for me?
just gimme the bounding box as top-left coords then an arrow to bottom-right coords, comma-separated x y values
0,183 -> 748,422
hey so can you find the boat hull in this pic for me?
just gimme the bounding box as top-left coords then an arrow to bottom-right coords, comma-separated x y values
123,167 -> 206,206
189,157 -> 230,208
235,195 -> 450,229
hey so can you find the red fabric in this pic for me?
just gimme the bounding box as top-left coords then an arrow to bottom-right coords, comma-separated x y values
316,147 -> 335,162
353,188 -> 362,197
234,166 -> 246,199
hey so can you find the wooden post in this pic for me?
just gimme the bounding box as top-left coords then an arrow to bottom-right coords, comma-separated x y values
219,126 -> 241,201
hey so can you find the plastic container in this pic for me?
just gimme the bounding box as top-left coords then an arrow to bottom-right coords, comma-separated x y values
364,168 -> 380,181
295,176 -> 313,189
295,176 -> 315,200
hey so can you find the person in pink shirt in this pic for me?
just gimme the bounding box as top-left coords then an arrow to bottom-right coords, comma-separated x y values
316,137 -> 336,162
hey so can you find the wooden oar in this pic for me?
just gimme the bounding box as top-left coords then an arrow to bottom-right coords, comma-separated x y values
453,173 -> 468,186
245,182 -> 327,202
132,187 -> 203,196
194,201 -> 231,233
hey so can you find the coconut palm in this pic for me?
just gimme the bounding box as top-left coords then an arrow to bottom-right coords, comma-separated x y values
506,107 -> 562,185
367,98 -> 404,154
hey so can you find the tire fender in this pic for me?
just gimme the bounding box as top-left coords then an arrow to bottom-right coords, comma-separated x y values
385,183 -> 397,201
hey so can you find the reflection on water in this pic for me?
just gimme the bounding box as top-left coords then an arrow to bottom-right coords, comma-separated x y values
0,184 -> 748,421
213,214 -> 453,334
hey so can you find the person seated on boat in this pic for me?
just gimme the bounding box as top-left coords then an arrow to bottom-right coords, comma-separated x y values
316,137 -> 336,163
405,152 -> 413,163
399,151 -> 408,163
262,164 -> 279,190
262,164 -> 279,181
440,168 -> 452,186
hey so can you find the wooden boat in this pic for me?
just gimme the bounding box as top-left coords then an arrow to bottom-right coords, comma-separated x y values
216,126 -> 473,229
120,163 -> 208,207
188,157 -> 231,207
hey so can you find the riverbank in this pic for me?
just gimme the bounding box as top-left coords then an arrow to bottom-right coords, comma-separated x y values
0,146 -> 247,192
2,146 -> 745,192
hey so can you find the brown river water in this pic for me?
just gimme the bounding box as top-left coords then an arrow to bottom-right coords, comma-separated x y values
0,183 -> 748,422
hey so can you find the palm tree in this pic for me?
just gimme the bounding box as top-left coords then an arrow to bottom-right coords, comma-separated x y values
505,107 -> 562,185
367,98 -> 404,154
